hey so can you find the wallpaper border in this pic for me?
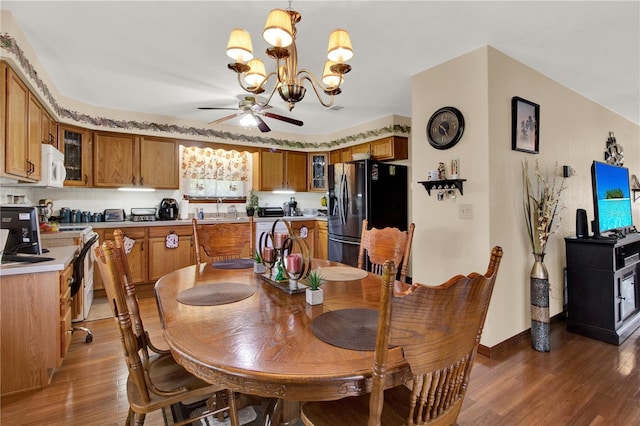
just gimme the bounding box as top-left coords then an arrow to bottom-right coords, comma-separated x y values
1,33 -> 410,149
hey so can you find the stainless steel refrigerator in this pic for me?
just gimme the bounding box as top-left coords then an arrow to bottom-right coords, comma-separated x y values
328,160 -> 408,266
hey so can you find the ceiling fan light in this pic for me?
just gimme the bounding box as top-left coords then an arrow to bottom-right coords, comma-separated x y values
322,61 -> 341,88
244,59 -> 267,87
263,9 -> 293,48
327,29 -> 353,63
240,113 -> 258,127
226,28 -> 253,62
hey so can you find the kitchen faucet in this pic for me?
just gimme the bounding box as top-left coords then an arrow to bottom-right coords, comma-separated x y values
216,198 -> 222,217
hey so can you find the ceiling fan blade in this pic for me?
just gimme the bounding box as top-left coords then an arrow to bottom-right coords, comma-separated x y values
254,115 -> 271,133
263,112 -> 303,126
208,112 -> 243,125
198,107 -> 239,111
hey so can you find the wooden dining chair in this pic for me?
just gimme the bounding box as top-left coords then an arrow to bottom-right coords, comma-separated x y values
113,229 -> 170,361
192,216 -> 254,264
301,246 -> 504,426
358,219 -> 415,283
95,240 -> 240,426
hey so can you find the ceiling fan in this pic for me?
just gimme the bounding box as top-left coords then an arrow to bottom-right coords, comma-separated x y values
198,96 -> 303,133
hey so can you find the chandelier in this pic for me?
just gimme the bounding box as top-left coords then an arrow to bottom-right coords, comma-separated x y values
225,5 -> 353,111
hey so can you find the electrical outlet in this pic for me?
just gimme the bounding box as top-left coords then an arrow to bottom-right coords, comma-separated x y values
459,204 -> 473,219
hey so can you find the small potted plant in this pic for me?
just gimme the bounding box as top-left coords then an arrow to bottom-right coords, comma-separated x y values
246,189 -> 259,217
253,249 -> 266,274
305,269 -> 325,305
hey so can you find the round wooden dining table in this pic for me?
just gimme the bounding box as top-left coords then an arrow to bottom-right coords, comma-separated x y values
154,259 -> 410,424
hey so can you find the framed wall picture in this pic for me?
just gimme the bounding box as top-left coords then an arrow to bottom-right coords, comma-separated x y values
511,96 -> 540,154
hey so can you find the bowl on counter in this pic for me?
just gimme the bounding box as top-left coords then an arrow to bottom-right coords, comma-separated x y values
302,208 -> 319,217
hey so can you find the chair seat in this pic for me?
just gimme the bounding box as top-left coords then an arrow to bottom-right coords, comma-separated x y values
127,353 -> 220,414
301,385 -> 411,425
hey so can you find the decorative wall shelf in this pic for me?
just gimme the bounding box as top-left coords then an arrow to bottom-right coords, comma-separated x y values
418,179 -> 467,196
633,189 -> 640,202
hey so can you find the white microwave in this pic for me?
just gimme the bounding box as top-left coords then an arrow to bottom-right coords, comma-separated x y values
22,144 -> 66,188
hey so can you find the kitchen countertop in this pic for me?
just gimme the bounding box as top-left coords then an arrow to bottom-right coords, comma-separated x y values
59,215 -> 327,230
0,246 -> 78,277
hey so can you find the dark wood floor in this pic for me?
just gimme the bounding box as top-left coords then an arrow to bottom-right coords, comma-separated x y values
2,297 -> 639,426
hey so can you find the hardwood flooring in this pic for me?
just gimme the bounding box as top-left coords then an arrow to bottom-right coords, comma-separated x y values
2,296 -> 639,425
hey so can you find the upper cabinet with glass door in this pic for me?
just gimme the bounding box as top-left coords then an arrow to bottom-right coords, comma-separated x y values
308,152 -> 328,192
59,124 -> 92,187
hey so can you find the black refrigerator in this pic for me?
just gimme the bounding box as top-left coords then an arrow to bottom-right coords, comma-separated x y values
328,160 -> 408,266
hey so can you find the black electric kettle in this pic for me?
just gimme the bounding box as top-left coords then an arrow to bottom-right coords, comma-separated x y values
158,198 -> 179,220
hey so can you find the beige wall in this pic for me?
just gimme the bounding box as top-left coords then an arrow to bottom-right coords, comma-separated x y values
411,46 -> 639,347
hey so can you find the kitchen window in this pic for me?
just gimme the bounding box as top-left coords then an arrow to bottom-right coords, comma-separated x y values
181,145 -> 252,201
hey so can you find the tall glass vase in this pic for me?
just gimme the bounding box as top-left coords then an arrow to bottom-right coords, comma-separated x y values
530,253 -> 550,352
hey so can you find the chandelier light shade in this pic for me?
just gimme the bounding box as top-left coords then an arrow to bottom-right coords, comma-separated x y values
225,5 -> 353,111
244,59 -> 267,88
263,9 -> 294,48
327,29 -> 353,63
226,28 -> 253,63
322,60 -> 341,89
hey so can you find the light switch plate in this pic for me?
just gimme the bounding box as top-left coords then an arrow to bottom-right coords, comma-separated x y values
459,204 -> 473,219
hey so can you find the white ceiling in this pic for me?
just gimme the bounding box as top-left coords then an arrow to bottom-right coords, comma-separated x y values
2,1 -> 638,136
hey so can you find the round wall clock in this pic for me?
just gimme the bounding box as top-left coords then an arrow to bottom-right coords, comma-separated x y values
427,106 -> 465,150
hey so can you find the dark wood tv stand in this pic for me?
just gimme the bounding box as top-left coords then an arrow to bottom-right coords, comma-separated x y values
565,233 -> 640,345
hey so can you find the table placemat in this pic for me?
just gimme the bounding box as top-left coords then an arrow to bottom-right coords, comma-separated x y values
311,308 -> 378,351
177,283 -> 255,306
316,266 -> 369,281
211,258 -> 254,269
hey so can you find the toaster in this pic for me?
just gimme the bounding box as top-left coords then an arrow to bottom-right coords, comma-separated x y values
104,209 -> 126,222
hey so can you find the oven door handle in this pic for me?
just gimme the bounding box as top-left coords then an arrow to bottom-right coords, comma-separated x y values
72,234 -> 99,297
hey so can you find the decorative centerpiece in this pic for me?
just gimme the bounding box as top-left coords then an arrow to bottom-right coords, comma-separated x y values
305,269 -> 325,305
523,160 -> 565,352
258,219 -> 312,294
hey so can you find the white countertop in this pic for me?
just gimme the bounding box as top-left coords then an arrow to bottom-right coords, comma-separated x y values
78,216 -> 326,229
0,246 -> 78,277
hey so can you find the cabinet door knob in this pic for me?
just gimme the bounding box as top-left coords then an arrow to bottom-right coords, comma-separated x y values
140,176 -> 144,186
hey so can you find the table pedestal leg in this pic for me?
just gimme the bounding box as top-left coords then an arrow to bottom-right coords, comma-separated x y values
261,398 -> 300,426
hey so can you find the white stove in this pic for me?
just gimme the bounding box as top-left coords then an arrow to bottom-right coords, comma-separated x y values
41,225 -> 99,321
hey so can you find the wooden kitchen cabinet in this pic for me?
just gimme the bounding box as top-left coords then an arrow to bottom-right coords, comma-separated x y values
139,136 -> 179,189
93,132 -> 179,189
94,227 -> 148,288
1,270 -> 61,395
148,225 -> 194,281
26,92 -> 43,180
308,152 -> 328,192
339,147 -> 352,163
328,136 -> 409,164
290,220 -> 315,258
93,131 -> 138,187
329,150 -> 341,165
1,63 -> 41,180
371,136 -> 408,161
351,143 -> 371,156
315,220 -> 328,260
59,123 -> 92,186
59,262 -> 74,365
42,109 -> 57,147
257,149 -> 307,192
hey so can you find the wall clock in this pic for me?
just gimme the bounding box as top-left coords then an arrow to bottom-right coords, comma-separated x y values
427,106 -> 465,150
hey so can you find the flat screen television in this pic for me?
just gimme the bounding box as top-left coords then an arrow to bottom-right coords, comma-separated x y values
0,206 -> 43,255
591,161 -> 634,237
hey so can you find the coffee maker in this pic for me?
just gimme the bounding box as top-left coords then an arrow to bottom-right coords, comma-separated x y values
158,198 -> 179,220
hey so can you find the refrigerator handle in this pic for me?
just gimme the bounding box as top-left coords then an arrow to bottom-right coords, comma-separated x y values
340,173 -> 349,224
328,236 -> 361,245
